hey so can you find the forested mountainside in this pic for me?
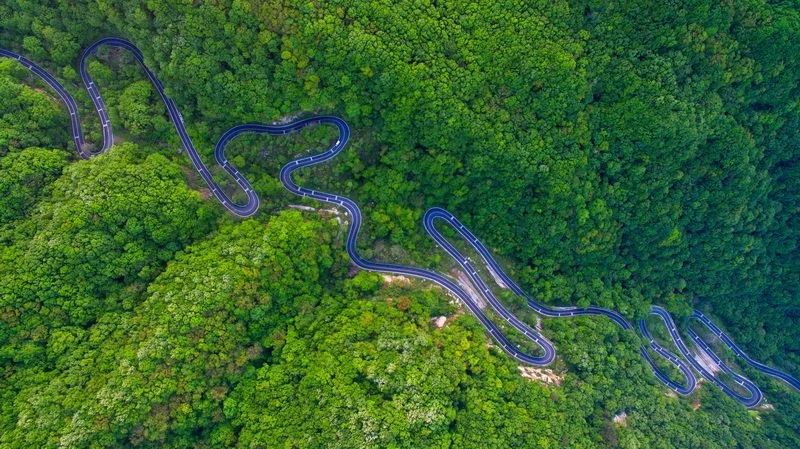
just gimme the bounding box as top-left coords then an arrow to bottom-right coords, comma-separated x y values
1,1 -> 799,447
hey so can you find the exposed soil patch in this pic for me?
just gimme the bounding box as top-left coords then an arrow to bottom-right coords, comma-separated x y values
454,270 -> 486,309
486,263 -> 509,289
320,207 -> 341,216
272,112 -> 302,125
693,348 -> 721,375
182,165 -> 200,189
518,366 -> 564,385
181,166 -> 212,199
382,274 -> 411,286
288,204 -> 316,212
288,204 -> 343,227
756,403 -> 774,413
432,316 -> 447,328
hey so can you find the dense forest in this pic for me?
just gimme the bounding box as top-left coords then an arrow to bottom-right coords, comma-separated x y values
1,0 -> 799,447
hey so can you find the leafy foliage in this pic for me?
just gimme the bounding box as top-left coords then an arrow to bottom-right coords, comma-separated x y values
0,147 -> 67,224
1,0 -> 799,447
0,60 -> 68,152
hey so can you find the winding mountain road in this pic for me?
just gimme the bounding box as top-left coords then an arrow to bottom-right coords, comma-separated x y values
2,37 -> 798,408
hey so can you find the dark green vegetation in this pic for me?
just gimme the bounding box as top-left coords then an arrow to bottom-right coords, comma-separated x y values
1,0 -> 799,447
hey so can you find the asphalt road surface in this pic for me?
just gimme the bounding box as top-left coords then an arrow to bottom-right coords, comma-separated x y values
3,37 -> 798,408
